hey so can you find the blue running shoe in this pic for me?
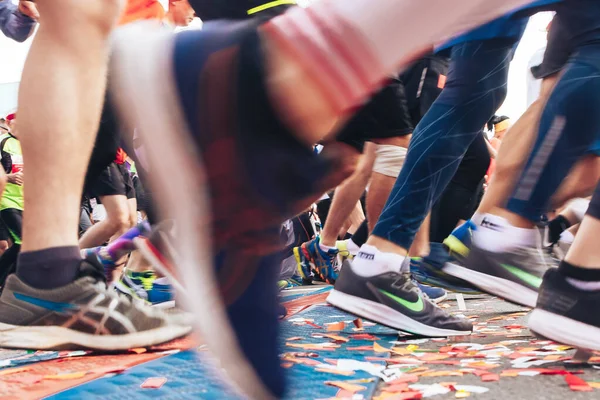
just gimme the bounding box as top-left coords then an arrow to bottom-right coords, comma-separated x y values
300,237 -> 340,284
115,270 -> 176,308
415,280 -> 447,303
443,220 -> 476,262
411,243 -> 481,295
110,20 -> 352,399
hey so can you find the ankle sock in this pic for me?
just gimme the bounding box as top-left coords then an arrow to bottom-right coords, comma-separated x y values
352,244 -> 405,277
340,239 -> 360,255
559,260 -> 600,291
16,246 -> 82,289
473,214 -> 537,253
319,240 -> 337,253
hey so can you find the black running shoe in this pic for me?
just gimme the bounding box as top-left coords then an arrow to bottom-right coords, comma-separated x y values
529,268 -> 600,351
0,259 -> 191,350
327,260 -> 472,337
444,243 -> 555,307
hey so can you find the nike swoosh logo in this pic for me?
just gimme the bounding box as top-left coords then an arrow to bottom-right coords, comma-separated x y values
378,289 -> 424,312
14,292 -> 79,313
501,264 -> 542,288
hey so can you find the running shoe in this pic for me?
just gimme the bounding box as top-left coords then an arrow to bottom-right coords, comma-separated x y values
443,220 -> 476,262
327,260 -> 472,337
0,259 -> 190,350
415,281 -> 447,304
444,243 -> 555,307
410,243 -> 481,295
529,268 -> 600,351
110,21 -> 352,398
115,270 -> 176,308
296,237 -> 340,284
277,275 -> 303,290
336,239 -> 355,263
293,244 -> 314,283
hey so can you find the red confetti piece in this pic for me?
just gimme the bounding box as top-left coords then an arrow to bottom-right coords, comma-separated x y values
564,374 -> 593,392
141,377 -> 167,389
306,322 -> 323,329
481,374 -> 500,382
353,318 -> 364,329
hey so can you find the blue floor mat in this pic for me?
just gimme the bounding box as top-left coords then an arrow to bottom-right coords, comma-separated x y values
49,304 -> 399,399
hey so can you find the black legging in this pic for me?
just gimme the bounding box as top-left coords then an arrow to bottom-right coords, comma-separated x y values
430,133 -> 490,243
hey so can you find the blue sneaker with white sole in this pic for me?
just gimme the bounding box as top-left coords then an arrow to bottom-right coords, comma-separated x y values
443,220 -> 476,262
411,243 -> 481,295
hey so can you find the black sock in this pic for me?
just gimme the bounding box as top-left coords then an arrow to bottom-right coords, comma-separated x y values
558,260 -> 600,281
548,215 -> 571,244
351,220 -> 369,247
16,246 -> 82,289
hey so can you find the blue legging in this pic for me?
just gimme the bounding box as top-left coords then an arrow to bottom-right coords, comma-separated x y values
507,44 -> 600,221
372,38 -> 517,249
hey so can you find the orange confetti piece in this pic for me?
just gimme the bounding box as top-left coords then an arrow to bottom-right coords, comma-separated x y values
321,333 -> 350,342
327,322 -> 346,332
287,337 -> 303,341
130,348 -> 147,354
281,362 -> 294,369
374,342 -> 391,353
353,318 -> 363,329
382,382 -> 409,392
141,377 -> 167,389
44,372 -> 88,380
0,367 -> 31,376
325,381 -> 367,393
481,374 -> 500,382
350,333 -> 380,341
419,353 -> 451,361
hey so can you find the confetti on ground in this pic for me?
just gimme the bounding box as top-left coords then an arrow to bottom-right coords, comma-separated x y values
140,377 -> 168,389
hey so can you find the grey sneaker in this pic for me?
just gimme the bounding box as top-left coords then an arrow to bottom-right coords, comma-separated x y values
444,244 -> 556,308
0,260 -> 192,350
327,260 -> 472,337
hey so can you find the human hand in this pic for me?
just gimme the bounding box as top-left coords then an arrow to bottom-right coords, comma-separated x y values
8,171 -> 23,186
19,1 -> 40,20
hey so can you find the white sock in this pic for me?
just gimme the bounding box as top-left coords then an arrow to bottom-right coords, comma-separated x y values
346,239 -> 360,254
566,277 -> 600,291
473,214 -> 538,253
352,244 -> 405,277
559,230 -> 575,245
471,212 -> 484,226
319,240 -> 336,253
265,0 -> 532,114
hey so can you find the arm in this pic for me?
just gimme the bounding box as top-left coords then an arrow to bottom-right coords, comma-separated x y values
0,0 -> 37,43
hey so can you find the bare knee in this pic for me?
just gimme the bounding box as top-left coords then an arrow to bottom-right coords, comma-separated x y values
38,0 -> 123,36
104,208 -> 131,234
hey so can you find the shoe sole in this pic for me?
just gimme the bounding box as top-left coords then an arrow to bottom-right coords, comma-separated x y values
430,292 -> 448,304
110,23 -> 274,400
443,262 -> 537,308
327,289 -> 471,337
0,323 -> 191,351
443,235 -> 470,259
529,309 -> 600,352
